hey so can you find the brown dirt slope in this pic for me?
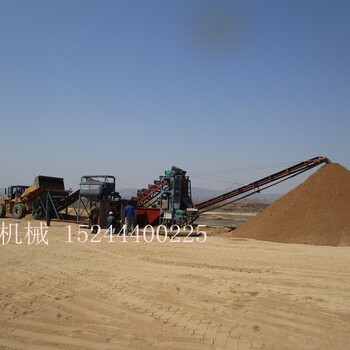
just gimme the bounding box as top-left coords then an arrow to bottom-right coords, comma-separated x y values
232,162 -> 350,246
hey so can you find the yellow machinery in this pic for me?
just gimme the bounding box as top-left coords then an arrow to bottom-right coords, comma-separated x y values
0,176 -> 66,219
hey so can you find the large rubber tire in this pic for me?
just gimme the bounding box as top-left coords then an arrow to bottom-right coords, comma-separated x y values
0,203 -> 6,218
20,203 -> 27,218
12,203 -> 26,219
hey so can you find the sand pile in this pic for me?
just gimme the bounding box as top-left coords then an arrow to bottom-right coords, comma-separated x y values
232,162 -> 350,246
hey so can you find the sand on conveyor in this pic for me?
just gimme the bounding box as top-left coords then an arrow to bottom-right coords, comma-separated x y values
232,162 -> 350,246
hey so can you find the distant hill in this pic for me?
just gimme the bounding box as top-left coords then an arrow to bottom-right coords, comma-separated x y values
191,187 -> 281,204
118,188 -> 137,199
246,192 -> 281,202
191,187 -> 223,203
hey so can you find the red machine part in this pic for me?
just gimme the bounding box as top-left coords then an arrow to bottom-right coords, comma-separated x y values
136,208 -> 160,227
137,179 -> 170,207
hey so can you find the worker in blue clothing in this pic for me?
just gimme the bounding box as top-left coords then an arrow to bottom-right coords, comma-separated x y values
123,202 -> 135,233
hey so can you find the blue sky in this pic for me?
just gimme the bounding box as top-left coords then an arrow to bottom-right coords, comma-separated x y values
1,0 -> 349,195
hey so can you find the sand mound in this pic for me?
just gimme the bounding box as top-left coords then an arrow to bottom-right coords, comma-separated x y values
232,163 -> 350,246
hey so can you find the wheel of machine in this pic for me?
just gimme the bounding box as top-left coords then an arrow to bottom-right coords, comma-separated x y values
0,203 -> 6,218
20,203 -> 27,218
12,203 -> 26,219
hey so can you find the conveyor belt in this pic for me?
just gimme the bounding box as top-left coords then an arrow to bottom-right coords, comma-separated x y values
137,179 -> 170,207
57,190 -> 80,212
195,156 -> 330,212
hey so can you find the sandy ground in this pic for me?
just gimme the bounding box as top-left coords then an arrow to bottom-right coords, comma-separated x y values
1,217 -> 350,350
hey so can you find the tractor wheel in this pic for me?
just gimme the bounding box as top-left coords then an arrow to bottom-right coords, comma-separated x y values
0,203 -> 6,218
12,203 -> 26,219
20,203 -> 27,218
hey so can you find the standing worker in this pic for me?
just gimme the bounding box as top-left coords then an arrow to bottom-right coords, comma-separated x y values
123,202 -> 135,233
46,205 -> 52,227
45,196 -> 52,227
106,211 -> 118,234
89,201 -> 100,234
